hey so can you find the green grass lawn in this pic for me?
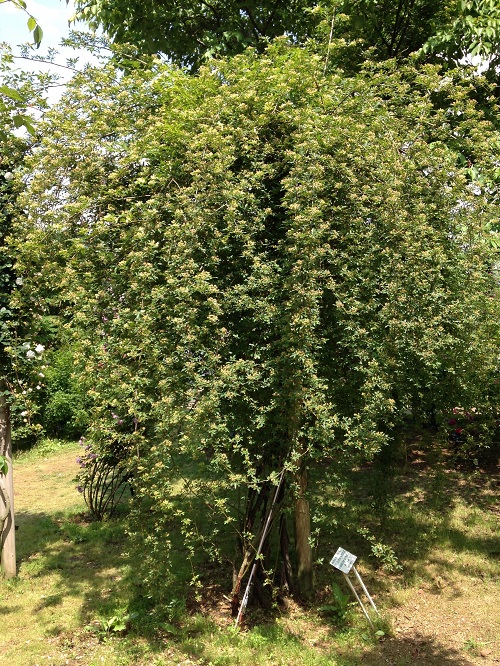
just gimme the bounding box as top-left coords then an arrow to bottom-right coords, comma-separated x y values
0,437 -> 498,665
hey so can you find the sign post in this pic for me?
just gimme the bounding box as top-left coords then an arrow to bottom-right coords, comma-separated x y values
330,547 -> 378,627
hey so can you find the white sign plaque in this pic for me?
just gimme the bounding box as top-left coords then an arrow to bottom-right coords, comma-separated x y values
330,547 -> 357,574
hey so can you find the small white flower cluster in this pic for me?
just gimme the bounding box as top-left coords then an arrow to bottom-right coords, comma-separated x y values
25,343 -> 45,359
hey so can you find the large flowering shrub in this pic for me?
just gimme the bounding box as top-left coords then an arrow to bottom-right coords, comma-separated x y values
9,42 -> 500,601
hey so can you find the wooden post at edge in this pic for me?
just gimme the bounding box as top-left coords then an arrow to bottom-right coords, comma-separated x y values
0,384 -> 16,578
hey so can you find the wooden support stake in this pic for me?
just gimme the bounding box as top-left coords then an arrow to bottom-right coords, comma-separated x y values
0,386 -> 16,578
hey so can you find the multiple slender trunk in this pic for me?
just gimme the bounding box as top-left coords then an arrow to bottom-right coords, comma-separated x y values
231,444 -> 314,617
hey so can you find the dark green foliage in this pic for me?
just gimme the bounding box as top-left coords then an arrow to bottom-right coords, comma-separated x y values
74,0 -> 500,79
324,0 -> 449,62
74,0 -> 320,69
1,45 -> 66,449
0,140 -> 23,372
0,186 -> 15,369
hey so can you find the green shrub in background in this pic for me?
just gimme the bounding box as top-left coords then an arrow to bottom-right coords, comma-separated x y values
42,346 -> 89,439
8,342 -> 89,449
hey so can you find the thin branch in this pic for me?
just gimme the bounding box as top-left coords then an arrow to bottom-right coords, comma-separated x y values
241,5 -> 265,39
200,0 -> 223,27
393,0 -> 417,57
13,55 -> 78,72
35,83 -> 69,89
389,0 -> 406,55
3,0 -> 36,24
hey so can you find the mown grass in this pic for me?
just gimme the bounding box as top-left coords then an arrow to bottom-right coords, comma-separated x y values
0,435 -> 498,665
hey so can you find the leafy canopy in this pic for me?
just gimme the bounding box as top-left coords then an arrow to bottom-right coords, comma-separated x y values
73,0 -> 500,73
73,0 -> 319,68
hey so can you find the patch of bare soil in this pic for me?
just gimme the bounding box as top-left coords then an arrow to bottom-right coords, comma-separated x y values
367,581 -> 499,666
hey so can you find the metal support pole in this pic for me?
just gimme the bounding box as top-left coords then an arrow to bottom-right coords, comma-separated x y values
352,566 -> 379,615
235,468 -> 286,626
342,572 -> 374,628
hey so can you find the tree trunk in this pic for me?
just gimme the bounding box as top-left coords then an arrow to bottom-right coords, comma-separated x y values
231,483 -> 270,616
279,512 -> 296,596
0,382 -> 16,578
294,456 -> 313,599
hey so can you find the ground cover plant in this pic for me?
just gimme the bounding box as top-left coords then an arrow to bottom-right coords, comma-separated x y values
0,436 -> 497,665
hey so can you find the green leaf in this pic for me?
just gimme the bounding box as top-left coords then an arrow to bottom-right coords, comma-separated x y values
27,16 -> 37,32
0,455 -> 8,476
33,24 -> 43,47
23,119 -> 36,136
13,113 -> 34,131
0,85 -> 24,103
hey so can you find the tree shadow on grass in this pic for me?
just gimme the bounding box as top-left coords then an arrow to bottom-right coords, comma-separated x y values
135,622 -> 481,666
338,631 -> 476,666
0,604 -> 21,614
312,439 -> 499,598
6,439 -> 498,665
14,507 -> 132,624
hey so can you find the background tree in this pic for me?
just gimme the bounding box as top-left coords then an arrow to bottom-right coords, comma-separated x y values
0,16 -> 61,574
73,0 -> 319,69
321,1 -> 500,65
419,0 -> 500,74
73,0 -> 500,75
0,0 -> 47,577
0,39 -> 69,447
